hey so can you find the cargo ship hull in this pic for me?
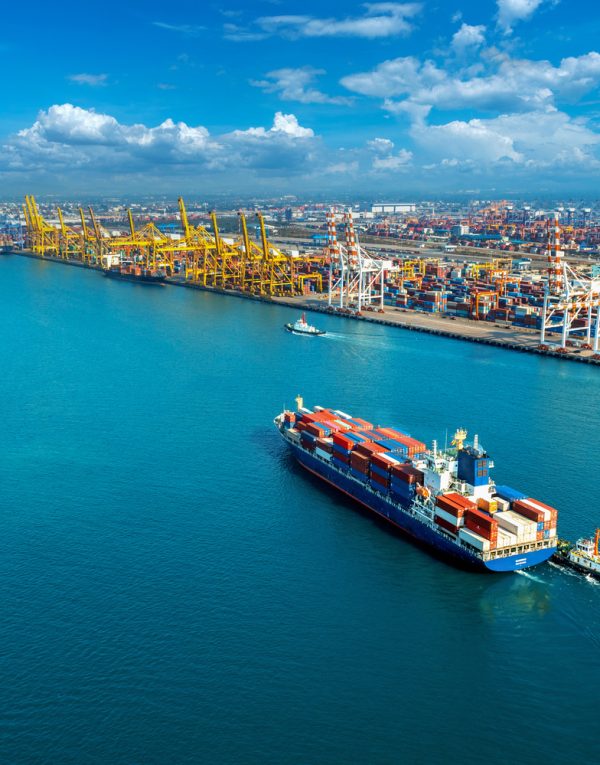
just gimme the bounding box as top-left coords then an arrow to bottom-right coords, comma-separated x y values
290,443 -> 555,573
104,270 -> 166,284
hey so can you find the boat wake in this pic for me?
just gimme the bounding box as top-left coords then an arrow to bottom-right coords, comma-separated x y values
516,570 -> 548,584
547,560 -> 600,586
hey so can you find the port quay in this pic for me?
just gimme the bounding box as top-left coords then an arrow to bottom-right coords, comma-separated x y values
5,196 -> 600,365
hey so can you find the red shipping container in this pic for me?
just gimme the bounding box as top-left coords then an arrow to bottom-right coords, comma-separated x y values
524,497 -> 558,515
333,433 -> 354,450
435,496 -> 465,517
444,492 -> 477,511
465,517 -> 498,541
315,438 -> 333,453
295,421 -> 307,432
391,465 -> 425,484
512,500 -> 544,523
352,418 -> 374,430
371,472 -> 389,488
355,442 -> 388,457
536,531 -> 544,541
350,453 -> 370,472
306,423 -> 326,438
465,508 -> 497,529
435,515 -> 459,535
371,453 -> 396,471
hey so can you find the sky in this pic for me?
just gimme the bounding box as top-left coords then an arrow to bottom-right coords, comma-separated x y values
1,0 -> 600,196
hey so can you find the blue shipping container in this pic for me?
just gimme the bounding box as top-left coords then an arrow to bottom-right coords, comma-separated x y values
370,463 -> 389,479
495,485 -> 527,502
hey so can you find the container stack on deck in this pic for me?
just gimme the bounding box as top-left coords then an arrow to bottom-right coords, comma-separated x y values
283,405 -> 559,553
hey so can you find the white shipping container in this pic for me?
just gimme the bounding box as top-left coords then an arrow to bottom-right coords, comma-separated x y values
495,511 -> 536,535
333,419 -> 352,430
333,410 -> 353,420
498,531 -> 517,548
459,528 -> 491,552
435,507 -> 464,528
494,497 -> 510,513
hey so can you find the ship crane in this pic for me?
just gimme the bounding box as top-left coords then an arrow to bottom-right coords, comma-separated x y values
326,207 -> 389,311
539,215 -> 600,350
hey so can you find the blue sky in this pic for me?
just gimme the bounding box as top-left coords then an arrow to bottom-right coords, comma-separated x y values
1,0 -> 600,195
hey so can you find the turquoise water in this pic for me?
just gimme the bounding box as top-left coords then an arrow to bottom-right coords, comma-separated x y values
0,255 -> 598,764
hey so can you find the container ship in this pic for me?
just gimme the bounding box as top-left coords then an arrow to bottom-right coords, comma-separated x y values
275,399 -> 558,572
104,264 -> 166,284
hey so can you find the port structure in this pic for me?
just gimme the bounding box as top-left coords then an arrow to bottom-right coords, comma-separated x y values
540,216 -> 600,351
326,207 -> 390,311
22,196 -> 324,297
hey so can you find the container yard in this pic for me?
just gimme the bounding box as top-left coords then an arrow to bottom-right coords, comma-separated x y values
8,195 -> 600,363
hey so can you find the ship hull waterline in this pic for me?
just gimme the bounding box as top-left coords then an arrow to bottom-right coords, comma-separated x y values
288,442 -> 555,573
104,271 -> 166,285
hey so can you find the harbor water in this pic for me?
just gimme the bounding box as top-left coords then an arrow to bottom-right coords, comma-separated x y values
0,254 -> 598,764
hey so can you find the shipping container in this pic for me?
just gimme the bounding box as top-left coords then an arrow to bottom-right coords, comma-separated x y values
494,485 -> 527,503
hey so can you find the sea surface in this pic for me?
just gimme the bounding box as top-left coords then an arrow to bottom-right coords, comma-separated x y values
0,254 -> 598,764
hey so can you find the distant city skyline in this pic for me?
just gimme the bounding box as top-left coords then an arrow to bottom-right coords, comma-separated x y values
1,0 -> 599,194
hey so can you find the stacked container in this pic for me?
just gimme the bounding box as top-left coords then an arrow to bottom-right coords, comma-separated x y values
434,493 -> 475,535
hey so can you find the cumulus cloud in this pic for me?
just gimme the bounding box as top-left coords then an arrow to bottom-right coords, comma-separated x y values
68,73 -> 108,87
496,0 -> 544,33
343,52 -> 600,113
1,104 -> 318,179
227,3 -> 422,41
372,148 -> 413,170
412,109 -> 600,167
451,23 -> 486,53
250,67 -> 352,105
367,137 -> 395,153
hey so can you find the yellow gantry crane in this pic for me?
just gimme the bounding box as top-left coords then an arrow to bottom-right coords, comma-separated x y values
23,195 -> 58,256
22,195 -> 327,297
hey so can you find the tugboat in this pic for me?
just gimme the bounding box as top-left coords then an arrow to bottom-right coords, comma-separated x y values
285,313 -> 326,336
104,263 -> 166,284
553,530 -> 600,579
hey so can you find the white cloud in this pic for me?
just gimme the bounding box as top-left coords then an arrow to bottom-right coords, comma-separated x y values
341,57 -> 443,98
231,3 -> 422,41
451,23 -> 486,53
372,148 -> 413,170
496,0 -> 544,33
68,73 -> 108,87
324,160 -> 359,174
367,137 -> 395,153
2,105 -> 317,179
153,22 -> 206,37
230,112 -> 314,139
343,52 -> 600,113
412,109 -> 600,167
250,67 -> 352,105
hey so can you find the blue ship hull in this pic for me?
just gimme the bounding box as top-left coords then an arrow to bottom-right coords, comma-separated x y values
289,443 -> 555,573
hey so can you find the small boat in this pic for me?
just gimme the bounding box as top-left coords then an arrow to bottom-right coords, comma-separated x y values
552,529 -> 600,579
285,313 -> 326,336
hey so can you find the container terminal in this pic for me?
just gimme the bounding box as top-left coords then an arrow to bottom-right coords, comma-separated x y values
7,195 -> 600,363
275,398 -> 558,573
